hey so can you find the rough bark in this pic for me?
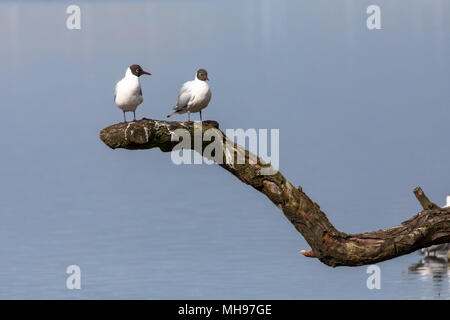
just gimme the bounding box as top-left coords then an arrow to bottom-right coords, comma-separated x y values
99,119 -> 450,267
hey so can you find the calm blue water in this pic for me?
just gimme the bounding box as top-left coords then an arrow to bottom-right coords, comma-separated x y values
0,0 -> 449,299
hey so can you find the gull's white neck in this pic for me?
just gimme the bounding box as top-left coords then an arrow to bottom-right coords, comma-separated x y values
194,76 -> 208,85
446,195 -> 450,208
125,68 -> 138,79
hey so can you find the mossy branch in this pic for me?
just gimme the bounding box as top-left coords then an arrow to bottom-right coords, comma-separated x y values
99,119 -> 450,267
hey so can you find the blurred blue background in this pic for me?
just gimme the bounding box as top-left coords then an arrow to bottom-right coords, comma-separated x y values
0,0 -> 448,299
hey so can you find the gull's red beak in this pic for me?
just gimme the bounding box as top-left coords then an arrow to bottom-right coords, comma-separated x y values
206,76 -> 210,81
142,71 -> 151,76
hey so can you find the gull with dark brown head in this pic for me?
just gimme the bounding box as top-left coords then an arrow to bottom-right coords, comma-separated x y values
419,195 -> 450,255
114,64 -> 151,123
167,68 -> 211,122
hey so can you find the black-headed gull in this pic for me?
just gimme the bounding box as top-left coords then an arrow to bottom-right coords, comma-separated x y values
167,69 -> 211,122
114,64 -> 151,123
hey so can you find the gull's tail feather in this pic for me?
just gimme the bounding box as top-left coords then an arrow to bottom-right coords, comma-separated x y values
167,111 -> 181,118
167,106 -> 187,118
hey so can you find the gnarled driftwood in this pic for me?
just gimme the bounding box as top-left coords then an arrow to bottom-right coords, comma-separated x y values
99,119 -> 450,267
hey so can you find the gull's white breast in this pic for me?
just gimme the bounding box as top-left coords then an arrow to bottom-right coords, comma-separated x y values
115,76 -> 143,112
187,80 -> 211,113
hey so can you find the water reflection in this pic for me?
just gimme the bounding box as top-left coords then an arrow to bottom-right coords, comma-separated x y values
409,247 -> 449,284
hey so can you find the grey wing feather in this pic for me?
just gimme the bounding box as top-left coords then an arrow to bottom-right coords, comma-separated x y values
205,89 -> 211,105
114,83 -> 118,102
173,81 -> 192,111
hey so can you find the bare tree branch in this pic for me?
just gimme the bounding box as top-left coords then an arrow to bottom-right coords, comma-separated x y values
99,119 -> 450,267
413,187 -> 440,210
